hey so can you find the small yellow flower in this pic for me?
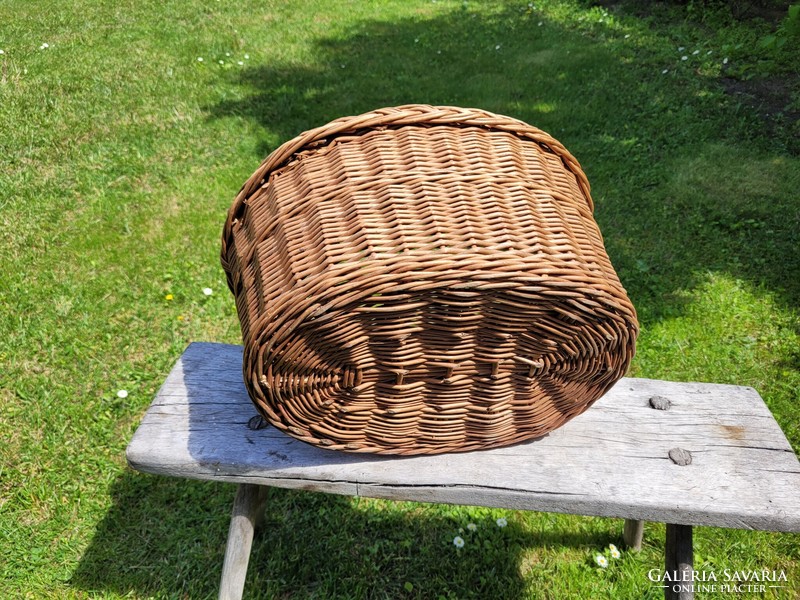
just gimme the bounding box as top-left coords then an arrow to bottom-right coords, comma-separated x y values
165,294 -> 174,301
177,315 -> 184,321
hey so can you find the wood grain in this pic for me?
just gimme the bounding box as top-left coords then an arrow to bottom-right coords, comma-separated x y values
218,484 -> 269,600
127,342 -> 800,532
623,519 -> 644,551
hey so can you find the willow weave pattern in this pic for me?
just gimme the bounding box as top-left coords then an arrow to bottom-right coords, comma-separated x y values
222,105 -> 638,455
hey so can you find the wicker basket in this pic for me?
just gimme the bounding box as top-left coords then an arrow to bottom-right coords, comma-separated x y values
221,105 -> 638,455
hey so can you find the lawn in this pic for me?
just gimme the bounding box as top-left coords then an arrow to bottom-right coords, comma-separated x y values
1,0 -> 798,598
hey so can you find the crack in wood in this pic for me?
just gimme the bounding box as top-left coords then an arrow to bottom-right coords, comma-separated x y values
705,444 -> 795,453
356,482 -> 588,496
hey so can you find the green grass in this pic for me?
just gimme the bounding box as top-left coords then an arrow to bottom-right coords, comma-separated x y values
1,0 -> 799,598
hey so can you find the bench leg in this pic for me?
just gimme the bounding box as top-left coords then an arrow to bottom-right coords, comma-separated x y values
664,523 -> 693,600
219,484 -> 269,600
622,519 -> 644,551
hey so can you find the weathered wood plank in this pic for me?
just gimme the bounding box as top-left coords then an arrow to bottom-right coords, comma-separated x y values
126,342 -> 800,532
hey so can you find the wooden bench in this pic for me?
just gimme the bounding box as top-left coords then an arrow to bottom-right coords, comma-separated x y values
126,342 -> 800,600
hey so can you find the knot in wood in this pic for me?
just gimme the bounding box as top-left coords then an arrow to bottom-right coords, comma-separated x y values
668,447 -> 692,466
649,395 -> 671,410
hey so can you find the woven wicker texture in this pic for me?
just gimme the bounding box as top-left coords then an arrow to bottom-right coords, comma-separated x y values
222,105 -> 638,455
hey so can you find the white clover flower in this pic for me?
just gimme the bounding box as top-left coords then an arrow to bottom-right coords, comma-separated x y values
453,535 -> 465,548
723,57 -> 728,64
678,46 -> 685,52
681,55 -> 688,61
244,54 -> 249,59
414,38 -> 419,43
117,389 -> 129,399
238,61 -> 244,65
595,554 -> 608,568
495,44 -> 501,50
662,69 -> 669,74
202,287 -> 213,296
624,34 -> 630,39
538,21 -> 543,26
39,43 -> 49,50
219,60 -> 224,64
197,57 -> 204,62
706,50 -> 712,55
692,49 -> 700,55
225,52 -> 231,56
496,517 -> 508,528
0,49 -> 5,55
467,523 -> 477,532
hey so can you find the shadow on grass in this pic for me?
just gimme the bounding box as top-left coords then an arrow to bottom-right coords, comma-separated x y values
71,471 -> 611,599
70,474 -> 231,598
209,3 -> 799,321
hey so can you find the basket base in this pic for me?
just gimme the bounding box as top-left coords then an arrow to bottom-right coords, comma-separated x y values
244,283 -> 634,455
